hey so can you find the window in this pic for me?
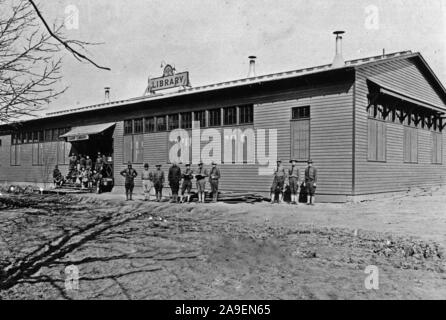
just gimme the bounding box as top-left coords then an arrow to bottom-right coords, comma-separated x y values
156,116 -> 167,131
403,126 -> 418,163
133,118 -> 143,134
194,110 -> 206,128
292,106 -> 310,120
44,129 -> 52,142
38,130 -> 44,142
223,106 -> 237,125
123,134 -> 143,163
25,132 -> 32,143
124,120 -> 133,135
10,144 -> 20,166
181,112 -> 192,129
145,117 -> 155,133
52,129 -> 59,141
239,105 -> 254,124
432,132 -> 442,164
168,114 -> 179,130
208,109 -> 221,127
368,119 -> 386,161
19,132 -> 25,144
0,139 -> 2,147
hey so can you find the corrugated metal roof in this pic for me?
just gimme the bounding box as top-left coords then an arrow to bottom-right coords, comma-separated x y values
31,51 -> 420,120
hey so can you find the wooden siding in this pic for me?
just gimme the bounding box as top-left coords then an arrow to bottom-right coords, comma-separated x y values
354,59 -> 446,194
0,136 -> 71,186
1,75 -> 355,200
111,81 -> 355,198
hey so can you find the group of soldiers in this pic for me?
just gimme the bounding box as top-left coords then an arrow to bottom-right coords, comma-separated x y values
120,159 -> 318,205
120,161 -> 221,203
271,159 -> 318,205
53,152 -> 110,189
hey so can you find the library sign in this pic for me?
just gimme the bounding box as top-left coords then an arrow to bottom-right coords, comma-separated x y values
148,64 -> 190,92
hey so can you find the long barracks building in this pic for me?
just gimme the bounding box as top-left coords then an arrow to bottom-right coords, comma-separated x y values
0,39 -> 445,202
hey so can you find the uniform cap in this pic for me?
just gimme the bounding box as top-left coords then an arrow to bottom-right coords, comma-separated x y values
289,159 -> 298,163
307,159 -> 313,164
144,163 -> 149,167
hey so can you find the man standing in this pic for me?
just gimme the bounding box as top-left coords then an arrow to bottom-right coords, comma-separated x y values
168,162 -> 182,203
95,152 -> 103,172
195,161 -> 208,203
141,163 -> 153,201
80,154 -> 86,169
270,160 -> 287,204
85,155 -> 93,170
288,159 -> 300,205
209,161 -> 221,203
180,163 -> 193,203
153,164 -> 165,202
304,159 -> 318,205
120,162 -> 138,201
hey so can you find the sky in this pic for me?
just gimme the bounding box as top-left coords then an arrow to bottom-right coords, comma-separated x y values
34,0 -> 446,115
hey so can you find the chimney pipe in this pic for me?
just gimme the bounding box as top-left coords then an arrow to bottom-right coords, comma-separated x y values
104,87 -> 110,102
332,31 -> 345,68
248,56 -> 257,77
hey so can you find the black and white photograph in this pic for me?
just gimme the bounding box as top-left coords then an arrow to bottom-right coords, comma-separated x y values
0,0 -> 445,305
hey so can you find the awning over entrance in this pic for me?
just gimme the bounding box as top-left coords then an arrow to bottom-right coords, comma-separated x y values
368,78 -> 446,114
60,122 -> 116,142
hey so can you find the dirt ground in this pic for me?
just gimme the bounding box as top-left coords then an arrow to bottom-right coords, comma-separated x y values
0,186 -> 445,300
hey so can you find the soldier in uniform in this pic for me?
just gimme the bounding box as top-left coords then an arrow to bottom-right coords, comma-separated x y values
270,160 -> 287,204
141,163 -> 153,201
304,159 -> 318,205
153,164 -> 165,202
168,162 -> 182,203
209,161 -> 221,203
95,152 -> 104,172
180,163 -> 194,203
68,154 -> 77,182
85,155 -> 93,170
195,161 -> 208,203
288,159 -> 300,205
80,154 -> 87,169
120,162 -> 138,201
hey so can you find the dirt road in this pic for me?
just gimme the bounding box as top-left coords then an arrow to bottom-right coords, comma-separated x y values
0,186 -> 445,300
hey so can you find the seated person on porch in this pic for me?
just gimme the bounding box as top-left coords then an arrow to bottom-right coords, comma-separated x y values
53,165 -> 64,188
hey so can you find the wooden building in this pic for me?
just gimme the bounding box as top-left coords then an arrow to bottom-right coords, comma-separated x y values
0,50 -> 445,202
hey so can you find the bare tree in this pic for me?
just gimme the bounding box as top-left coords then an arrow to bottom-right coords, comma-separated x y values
0,0 -> 109,124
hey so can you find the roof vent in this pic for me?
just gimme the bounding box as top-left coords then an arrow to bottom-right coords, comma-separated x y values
332,31 -> 345,68
248,56 -> 257,77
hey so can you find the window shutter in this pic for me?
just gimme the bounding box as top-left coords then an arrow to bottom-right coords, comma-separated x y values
368,119 -> 376,160
123,135 -> 132,163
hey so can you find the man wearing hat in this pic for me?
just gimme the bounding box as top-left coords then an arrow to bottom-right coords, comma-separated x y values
209,161 -> 221,203
195,161 -> 208,203
304,159 -> 318,205
152,164 -> 165,202
288,159 -> 300,205
95,152 -> 104,172
270,160 -> 287,204
141,163 -> 153,201
180,163 -> 194,203
120,162 -> 138,201
168,162 -> 182,203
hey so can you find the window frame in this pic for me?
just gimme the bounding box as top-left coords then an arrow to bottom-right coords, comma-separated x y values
239,104 -> 254,124
208,108 -> 221,127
